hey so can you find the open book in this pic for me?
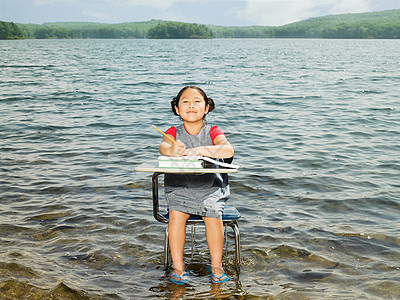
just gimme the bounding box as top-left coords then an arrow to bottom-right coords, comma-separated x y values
158,155 -> 240,169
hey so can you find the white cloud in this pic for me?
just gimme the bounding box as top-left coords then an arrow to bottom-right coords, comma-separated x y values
34,0 -> 70,5
34,0 -> 178,10
329,0 -> 374,15
236,0 -> 375,26
83,10 -> 113,21
107,0 -> 178,10
34,0 -> 51,4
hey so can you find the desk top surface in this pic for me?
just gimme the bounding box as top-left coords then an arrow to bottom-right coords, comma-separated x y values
134,162 -> 238,174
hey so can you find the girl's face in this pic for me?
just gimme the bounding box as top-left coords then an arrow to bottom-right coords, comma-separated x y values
175,88 -> 209,123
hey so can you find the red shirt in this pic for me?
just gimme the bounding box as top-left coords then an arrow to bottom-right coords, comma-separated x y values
165,125 -> 224,145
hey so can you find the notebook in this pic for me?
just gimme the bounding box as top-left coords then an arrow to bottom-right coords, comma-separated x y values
157,156 -> 239,169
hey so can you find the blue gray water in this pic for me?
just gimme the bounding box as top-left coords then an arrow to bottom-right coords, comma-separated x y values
1,39 -> 399,299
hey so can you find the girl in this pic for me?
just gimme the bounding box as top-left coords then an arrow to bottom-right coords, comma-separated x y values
158,86 -> 234,285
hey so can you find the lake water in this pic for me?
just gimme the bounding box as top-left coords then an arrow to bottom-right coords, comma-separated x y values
1,38 -> 399,299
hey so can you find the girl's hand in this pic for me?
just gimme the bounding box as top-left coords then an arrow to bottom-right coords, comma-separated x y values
183,148 -> 200,156
182,136 -> 234,158
170,140 -> 186,157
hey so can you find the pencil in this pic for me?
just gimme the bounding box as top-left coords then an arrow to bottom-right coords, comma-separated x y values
152,125 -> 176,143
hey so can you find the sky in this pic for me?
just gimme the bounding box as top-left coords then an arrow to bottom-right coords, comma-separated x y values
1,0 -> 400,26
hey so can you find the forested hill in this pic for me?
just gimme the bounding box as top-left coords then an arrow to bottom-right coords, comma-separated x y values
209,9 -> 400,38
275,9 -> 400,38
2,9 -> 399,39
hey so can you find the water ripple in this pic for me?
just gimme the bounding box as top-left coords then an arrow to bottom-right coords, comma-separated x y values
1,39 -> 399,299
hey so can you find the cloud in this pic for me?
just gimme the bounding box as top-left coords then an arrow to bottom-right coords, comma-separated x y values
33,0 -> 178,10
34,0 -> 70,5
236,0 -> 375,26
106,0 -> 178,10
329,0 -> 374,15
83,10 -> 113,21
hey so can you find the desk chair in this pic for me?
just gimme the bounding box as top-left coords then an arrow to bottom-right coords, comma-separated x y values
151,172 -> 241,270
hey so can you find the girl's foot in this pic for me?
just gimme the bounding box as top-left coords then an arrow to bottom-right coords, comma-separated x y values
208,265 -> 229,283
170,265 -> 189,285
170,271 -> 189,285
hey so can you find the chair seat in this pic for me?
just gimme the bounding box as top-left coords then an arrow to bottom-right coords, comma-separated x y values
163,206 -> 241,222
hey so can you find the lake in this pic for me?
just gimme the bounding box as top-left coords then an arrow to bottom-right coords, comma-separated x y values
1,38 -> 399,299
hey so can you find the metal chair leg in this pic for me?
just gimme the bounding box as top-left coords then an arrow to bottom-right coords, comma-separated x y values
191,224 -> 196,259
224,224 -> 228,257
164,226 -> 169,266
229,221 -> 240,271
164,220 -> 240,271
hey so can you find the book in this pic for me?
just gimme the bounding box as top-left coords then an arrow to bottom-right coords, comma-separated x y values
158,156 -> 204,169
201,156 -> 240,169
157,156 -> 240,169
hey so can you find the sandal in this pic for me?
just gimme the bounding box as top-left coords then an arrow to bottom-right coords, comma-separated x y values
207,266 -> 229,283
170,271 -> 189,285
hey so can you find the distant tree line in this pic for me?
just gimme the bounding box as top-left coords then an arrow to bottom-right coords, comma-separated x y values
148,22 -> 212,39
17,21 -> 159,39
321,23 -> 400,38
0,21 -> 24,39
208,25 -> 274,38
1,9 -> 400,40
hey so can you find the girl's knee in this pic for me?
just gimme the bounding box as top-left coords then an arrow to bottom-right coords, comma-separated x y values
202,216 -> 222,224
169,210 -> 190,223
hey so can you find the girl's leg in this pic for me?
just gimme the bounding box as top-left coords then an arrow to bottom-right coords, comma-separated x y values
168,210 -> 190,275
203,217 -> 228,281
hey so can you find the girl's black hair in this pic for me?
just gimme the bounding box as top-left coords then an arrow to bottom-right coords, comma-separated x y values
170,86 -> 215,116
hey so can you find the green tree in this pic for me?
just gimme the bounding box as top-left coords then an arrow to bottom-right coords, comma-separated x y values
0,21 -> 24,39
148,21 -> 212,39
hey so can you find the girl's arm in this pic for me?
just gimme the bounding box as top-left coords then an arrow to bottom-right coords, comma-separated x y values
159,135 -> 186,157
184,135 -> 234,159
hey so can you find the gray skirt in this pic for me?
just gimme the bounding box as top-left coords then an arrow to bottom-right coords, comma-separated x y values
165,173 -> 230,219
